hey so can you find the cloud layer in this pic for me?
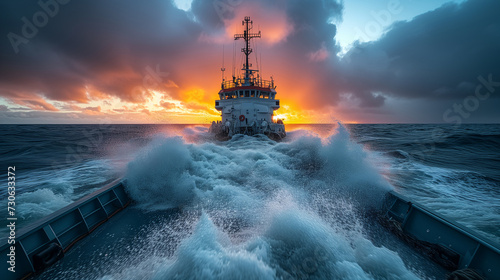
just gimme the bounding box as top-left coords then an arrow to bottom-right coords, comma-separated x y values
337,0 -> 500,122
0,0 -> 499,123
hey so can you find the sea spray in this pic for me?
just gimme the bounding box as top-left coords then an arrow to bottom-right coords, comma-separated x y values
98,192 -> 420,279
16,188 -> 72,220
152,213 -> 276,280
126,137 -> 196,209
6,124 -> 495,279
114,123 -> 424,279
320,123 -> 393,208
0,159 -> 111,226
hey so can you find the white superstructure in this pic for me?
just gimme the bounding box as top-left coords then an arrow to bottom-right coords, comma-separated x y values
209,16 -> 286,141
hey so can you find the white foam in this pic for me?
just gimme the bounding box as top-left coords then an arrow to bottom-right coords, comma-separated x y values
152,213 -> 276,280
320,123 -> 393,207
99,195 -> 419,279
383,156 -> 500,244
15,189 -> 73,220
126,137 -> 196,210
0,159 -> 112,230
115,123 -> 422,279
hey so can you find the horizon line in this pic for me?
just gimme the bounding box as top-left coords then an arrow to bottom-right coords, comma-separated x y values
1,122 -> 499,125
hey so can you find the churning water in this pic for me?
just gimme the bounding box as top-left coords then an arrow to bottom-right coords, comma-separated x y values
1,123 -> 498,279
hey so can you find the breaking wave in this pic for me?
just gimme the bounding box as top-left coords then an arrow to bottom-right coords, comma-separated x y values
116,124 -> 423,279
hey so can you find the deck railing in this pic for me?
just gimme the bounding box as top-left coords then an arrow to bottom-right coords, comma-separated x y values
221,78 -> 275,90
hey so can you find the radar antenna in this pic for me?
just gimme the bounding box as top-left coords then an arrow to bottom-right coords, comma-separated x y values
234,16 -> 261,84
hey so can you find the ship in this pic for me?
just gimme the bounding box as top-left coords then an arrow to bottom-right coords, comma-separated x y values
209,16 -> 286,141
4,16 -> 500,280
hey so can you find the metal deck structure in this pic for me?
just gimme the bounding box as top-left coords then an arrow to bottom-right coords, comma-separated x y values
381,191 -> 500,280
2,181 -> 499,279
1,179 -> 130,280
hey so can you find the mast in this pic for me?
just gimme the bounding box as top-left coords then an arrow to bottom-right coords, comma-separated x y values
234,16 -> 261,84
221,45 -> 225,82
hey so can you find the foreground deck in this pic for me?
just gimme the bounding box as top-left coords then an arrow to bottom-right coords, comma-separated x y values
1,179 -> 130,280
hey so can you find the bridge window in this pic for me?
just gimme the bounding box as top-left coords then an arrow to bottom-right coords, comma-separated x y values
245,90 -> 250,97
239,91 -> 244,98
216,101 -> 219,106
251,90 -> 255,97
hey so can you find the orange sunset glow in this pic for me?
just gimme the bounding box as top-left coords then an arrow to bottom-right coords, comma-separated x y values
2,0 -> 498,124
114,2 -> 338,125
0,0 -> 352,124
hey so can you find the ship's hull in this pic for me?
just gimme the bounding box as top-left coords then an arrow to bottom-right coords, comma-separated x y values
209,121 -> 286,141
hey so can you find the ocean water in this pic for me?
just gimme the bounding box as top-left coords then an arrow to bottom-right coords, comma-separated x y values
1,123 -> 499,279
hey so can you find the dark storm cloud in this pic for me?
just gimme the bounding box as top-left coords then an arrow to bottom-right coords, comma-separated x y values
190,0 -> 342,52
284,0 -> 341,51
1,0 -> 343,104
191,0 -> 229,29
212,0 -> 345,108
338,0 -> 500,112
1,0 -> 499,123
0,0 -> 201,103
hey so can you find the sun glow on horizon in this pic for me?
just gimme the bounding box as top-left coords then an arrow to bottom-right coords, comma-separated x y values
0,4 -> 355,125
272,114 -> 286,122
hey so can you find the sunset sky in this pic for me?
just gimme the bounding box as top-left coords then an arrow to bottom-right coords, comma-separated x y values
1,0 -> 499,124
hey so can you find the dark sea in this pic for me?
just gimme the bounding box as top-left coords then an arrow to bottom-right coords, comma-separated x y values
1,124 -> 499,279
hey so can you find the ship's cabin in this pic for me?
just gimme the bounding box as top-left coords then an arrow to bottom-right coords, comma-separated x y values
219,89 -> 276,100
